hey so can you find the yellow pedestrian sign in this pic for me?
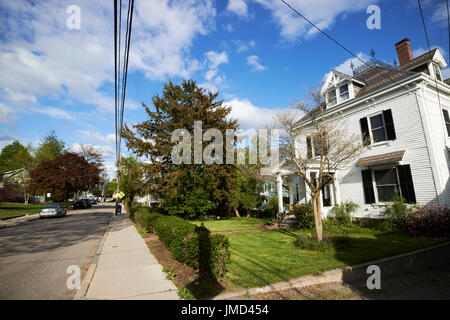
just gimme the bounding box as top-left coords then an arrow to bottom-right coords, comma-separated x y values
118,191 -> 125,199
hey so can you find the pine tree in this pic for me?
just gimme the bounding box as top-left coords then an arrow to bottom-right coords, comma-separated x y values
122,79 -> 240,218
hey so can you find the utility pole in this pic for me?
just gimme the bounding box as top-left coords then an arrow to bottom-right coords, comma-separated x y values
115,149 -> 122,215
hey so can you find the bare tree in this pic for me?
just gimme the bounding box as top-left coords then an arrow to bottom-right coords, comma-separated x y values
274,87 -> 366,241
77,144 -> 104,167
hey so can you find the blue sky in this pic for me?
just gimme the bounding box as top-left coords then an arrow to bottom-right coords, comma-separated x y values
0,0 -> 448,175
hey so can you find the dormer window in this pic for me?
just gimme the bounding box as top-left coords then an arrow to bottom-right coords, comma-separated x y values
327,89 -> 337,106
339,83 -> 349,102
433,63 -> 442,81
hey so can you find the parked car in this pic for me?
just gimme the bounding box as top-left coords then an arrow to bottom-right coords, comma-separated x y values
39,204 -> 67,218
74,199 -> 91,209
89,198 -> 97,205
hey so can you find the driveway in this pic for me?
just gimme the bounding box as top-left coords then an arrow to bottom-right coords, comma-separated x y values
0,203 -> 113,299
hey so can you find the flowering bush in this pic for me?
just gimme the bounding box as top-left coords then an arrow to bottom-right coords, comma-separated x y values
403,206 -> 450,239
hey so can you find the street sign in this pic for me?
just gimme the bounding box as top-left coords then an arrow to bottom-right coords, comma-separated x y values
118,191 -> 125,199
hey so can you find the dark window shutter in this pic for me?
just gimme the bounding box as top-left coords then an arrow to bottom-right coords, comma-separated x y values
306,136 -> 312,159
397,165 -> 416,203
443,109 -> 450,137
383,109 -> 396,140
361,169 -> 375,204
359,117 -> 371,146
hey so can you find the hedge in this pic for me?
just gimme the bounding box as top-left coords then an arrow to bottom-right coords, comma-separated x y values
132,208 -> 230,277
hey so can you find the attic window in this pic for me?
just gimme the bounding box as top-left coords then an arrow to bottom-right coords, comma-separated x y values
339,83 -> 349,102
433,63 -> 442,81
327,89 -> 337,106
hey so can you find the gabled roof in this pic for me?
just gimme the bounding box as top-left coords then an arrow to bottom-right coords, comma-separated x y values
300,47 -> 448,126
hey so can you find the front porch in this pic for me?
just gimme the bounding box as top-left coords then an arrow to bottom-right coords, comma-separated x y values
261,160 -> 340,215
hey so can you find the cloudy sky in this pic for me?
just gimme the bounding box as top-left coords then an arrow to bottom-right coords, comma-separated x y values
0,0 -> 448,175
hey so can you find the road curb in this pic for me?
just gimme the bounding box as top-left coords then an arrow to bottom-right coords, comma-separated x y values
211,241 -> 450,300
73,213 -> 114,300
0,214 -> 40,229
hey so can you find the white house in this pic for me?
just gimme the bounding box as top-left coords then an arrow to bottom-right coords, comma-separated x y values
266,39 -> 450,218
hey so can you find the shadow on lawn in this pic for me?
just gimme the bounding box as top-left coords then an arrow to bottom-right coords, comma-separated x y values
185,225 -> 225,299
332,233 -> 450,300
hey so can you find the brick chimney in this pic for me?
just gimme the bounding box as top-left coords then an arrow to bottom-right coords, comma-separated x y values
395,38 -> 413,65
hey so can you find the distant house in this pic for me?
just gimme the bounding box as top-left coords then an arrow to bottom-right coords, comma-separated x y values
264,38 -> 450,218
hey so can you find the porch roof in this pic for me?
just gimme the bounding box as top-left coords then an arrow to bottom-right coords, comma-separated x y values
356,150 -> 405,167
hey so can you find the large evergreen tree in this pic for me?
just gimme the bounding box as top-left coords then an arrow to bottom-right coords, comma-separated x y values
122,79 -> 240,218
35,131 -> 65,164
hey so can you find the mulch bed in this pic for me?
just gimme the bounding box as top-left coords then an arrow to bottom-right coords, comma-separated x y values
143,232 -> 230,299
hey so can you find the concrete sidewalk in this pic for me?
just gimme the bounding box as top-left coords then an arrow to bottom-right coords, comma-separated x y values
83,212 -> 179,300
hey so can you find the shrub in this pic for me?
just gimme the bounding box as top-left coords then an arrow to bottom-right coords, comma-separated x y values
261,197 -> 278,219
381,190 -> 411,228
291,202 -> 314,229
294,233 -> 331,251
328,201 -> 359,225
133,208 -> 163,232
151,215 -> 230,278
403,206 -> 450,238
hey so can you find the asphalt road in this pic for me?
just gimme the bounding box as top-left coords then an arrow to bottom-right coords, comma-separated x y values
0,203 -> 113,299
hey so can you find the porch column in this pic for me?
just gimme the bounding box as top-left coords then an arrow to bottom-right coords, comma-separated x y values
277,173 -> 283,213
289,176 -> 294,205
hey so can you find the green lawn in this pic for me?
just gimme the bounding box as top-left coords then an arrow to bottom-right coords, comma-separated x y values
192,217 -> 271,232
197,218 -> 443,289
0,202 -> 45,220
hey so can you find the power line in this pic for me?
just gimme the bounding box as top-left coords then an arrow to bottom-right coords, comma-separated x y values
447,0 -> 450,69
279,0 -> 416,88
417,0 -> 444,112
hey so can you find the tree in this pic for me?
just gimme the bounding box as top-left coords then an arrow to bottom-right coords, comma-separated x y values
76,144 -> 104,168
119,157 -> 144,203
122,79 -> 239,219
273,86 -> 365,241
29,152 -> 100,201
0,141 -> 35,204
35,131 -> 65,164
0,141 -> 34,174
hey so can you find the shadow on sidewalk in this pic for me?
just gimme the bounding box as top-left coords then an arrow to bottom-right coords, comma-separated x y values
185,225 -> 225,299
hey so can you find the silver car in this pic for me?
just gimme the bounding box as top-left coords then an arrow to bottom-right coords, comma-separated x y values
39,204 -> 67,218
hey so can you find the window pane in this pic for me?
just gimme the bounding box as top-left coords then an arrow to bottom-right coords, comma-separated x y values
328,89 -> 336,98
377,186 -> 397,202
372,127 -> 387,142
370,114 -> 384,128
375,169 -> 398,185
339,83 -> 348,93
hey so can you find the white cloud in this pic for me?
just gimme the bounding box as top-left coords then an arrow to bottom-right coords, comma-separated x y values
247,55 -> 267,71
413,45 -> 446,59
227,0 -> 248,17
253,0 -> 377,41
225,98 -> 287,129
0,0 -> 215,121
201,51 -> 229,91
33,106 -> 73,120
0,102 -> 15,126
75,130 -> 116,146
222,23 -> 235,32
233,40 -> 256,52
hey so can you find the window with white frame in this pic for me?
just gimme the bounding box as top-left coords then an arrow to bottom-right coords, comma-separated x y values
327,89 -> 337,106
373,168 -> 400,202
433,63 -> 442,81
339,83 -> 349,102
443,109 -> 450,137
369,113 -> 388,143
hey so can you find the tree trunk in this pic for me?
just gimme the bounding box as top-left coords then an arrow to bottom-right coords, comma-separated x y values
24,193 -> 29,205
234,207 -> 241,217
312,194 -> 323,241
246,210 -> 251,218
